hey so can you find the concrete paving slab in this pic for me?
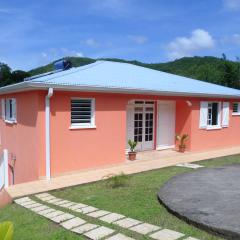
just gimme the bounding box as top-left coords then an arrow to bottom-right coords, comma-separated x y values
47,198 -> 62,204
68,203 -> 88,210
39,195 -> 56,201
14,197 -> 32,204
53,200 -> 70,205
50,213 -> 75,223
175,163 -> 203,169
60,217 -> 86,230
24,203 -> 42,209
44,210 -> 65,219
31,205 -> 49,213
106,233 -> 135,240
81,206 -> 98,214
17,200 -> 36,207
84,226 -> 115,240
150,229 -> 184,240
72,223 -> 98,234
59,202 -> 76,208
114,218 -> 142,228
130,223 -> 160,234
100,213 -> 125,223
87,210 -> 110,218
38,208 -> 56,216
35,193 -> 50,198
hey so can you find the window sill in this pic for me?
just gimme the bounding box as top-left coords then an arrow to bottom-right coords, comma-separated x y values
69,125 -> 96,130
5,119 -> 17,125
206,126 -> 222,130
232,113 -> 240,116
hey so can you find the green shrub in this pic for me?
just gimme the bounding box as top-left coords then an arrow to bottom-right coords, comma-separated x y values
0,221 -> 13,240
103,172 -> 130,188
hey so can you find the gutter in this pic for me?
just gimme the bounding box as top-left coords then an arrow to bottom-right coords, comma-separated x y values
0,81 -> 240,99
45,88 -> 53,180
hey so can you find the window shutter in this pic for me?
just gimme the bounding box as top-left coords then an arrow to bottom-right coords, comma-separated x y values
1,99 -> 5,120
222,102 -> 229,127
12,98 -> 16,121
199,101 -> 208,129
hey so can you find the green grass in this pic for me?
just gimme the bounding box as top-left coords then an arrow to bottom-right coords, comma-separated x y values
1,154 -> 240,239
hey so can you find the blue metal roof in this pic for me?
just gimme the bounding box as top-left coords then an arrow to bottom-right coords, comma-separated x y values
1,60 -> 240,98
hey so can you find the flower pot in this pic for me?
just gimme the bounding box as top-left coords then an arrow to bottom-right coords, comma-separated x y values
128,151 -> 137,161
179,145 -> 186,153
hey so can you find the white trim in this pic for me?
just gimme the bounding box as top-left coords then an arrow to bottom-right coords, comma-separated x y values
156,145 -> 175,150
5,120 -> 17,124
70,97 -> 95,129
3,149 -> 9,188
232,102 -> 240,115
45,88 -> 53,181
232,113 -> 240,116
206,126 -> 222,130
69,125 -> 96,130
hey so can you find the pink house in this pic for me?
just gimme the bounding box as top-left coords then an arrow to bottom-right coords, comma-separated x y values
0,60 -> 240,186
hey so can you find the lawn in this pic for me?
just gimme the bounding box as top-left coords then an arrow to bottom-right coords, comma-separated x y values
1,154 -> 240,240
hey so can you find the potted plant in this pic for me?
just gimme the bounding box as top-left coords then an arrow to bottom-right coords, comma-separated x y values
176,134 -> 189,153
128,139 -> 138,161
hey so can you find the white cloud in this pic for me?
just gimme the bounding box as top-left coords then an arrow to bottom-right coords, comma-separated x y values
166,29 -> 215,60
83,38 -> 100,47
223,0 -> 240,11
128,35 -> 148,44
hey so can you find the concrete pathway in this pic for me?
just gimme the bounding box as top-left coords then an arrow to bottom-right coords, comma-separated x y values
175,163 -> 204,169
6,146 -> 240,199
34,193 -> 200,240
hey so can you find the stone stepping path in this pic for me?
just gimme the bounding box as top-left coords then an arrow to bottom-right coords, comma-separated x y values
14,197 -> 117,240
35,193 -> 201,240
175,163 -> 204,169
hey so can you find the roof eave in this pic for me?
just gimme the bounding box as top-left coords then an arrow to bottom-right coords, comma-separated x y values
27,82 -> 240,99
0,81 -> 240,99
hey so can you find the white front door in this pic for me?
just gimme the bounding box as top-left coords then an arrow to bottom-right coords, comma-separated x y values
157,101 -> 176,150
126,101 -> 154,151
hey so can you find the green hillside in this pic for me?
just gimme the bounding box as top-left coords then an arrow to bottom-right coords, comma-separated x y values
1,56 -> 240,89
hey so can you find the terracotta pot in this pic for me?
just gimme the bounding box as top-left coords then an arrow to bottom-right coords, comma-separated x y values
128,151 -> 137,161
179,145 -> 186,153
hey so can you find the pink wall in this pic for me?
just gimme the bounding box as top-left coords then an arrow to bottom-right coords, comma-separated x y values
0,91 -> 44,184
1,89 -> 240,184
190,99 -> 240,151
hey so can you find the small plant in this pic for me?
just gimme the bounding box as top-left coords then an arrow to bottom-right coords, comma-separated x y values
103,172 -> 130,188
128,139 -> 137,152
176,134 -> 189,152
128,140 -> 138,160
0,221 -> 13,240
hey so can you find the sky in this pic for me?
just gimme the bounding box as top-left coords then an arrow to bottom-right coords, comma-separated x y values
0,0 -> 240,71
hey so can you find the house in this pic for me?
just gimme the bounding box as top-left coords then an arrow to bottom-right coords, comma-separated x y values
0,60 -> 240,186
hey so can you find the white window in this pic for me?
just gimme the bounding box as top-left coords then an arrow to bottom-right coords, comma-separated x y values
232,102 -> 240,115
4,98 -> 17,123
70,98 -> 95,129
199,101 -> 222,129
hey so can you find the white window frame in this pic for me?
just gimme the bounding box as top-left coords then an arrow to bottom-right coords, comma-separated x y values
69,98 -> 96,129
4,98 -> 17,124
232,102 -> 240,116
206,102 -> 221,130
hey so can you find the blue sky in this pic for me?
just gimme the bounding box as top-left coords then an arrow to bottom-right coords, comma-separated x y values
1,0 -> 240,70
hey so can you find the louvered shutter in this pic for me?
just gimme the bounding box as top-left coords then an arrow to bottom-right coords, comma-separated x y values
1,99 -> 5,120
199,101 -> 208,129
12,98 -> 16,121
222,102 -> 229,127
